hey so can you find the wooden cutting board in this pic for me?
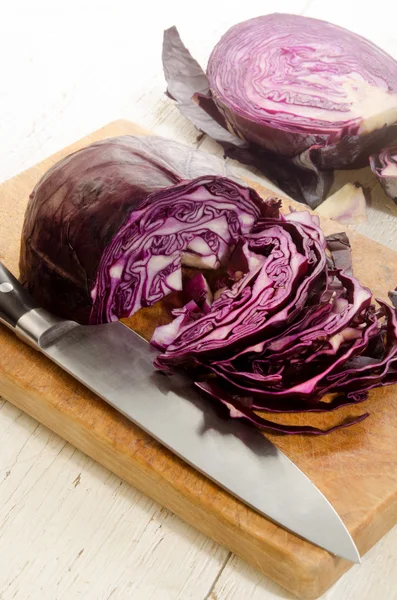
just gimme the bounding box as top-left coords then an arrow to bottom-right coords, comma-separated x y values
1,120 -> 396,600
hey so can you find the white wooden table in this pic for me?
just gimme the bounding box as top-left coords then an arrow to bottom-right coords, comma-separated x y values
1,2 -> 397,599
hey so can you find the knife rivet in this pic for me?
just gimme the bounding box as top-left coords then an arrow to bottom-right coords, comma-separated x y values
0,283 -> 13,293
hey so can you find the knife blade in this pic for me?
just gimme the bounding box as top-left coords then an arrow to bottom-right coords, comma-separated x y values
0,262 -> 360,562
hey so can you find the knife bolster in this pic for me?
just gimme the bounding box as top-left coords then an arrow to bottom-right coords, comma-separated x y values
16,308 -> 64,349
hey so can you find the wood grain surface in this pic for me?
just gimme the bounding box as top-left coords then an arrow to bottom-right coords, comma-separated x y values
0,120 -> 396,600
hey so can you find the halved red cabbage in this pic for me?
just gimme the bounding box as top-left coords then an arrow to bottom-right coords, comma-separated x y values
19,135 -> 259,323
370,145 -> 397,203
163,15 -> 397,207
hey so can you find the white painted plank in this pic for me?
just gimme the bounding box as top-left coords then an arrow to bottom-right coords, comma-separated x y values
0,401 -> 228,600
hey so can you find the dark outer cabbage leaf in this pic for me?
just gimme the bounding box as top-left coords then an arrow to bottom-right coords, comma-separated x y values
162,26 -> 243,146
325,232 -> 353,276
390,288 -> 397,308
370,145 -> 397,204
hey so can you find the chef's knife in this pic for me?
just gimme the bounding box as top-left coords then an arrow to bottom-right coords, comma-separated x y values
0,262 -> 360,562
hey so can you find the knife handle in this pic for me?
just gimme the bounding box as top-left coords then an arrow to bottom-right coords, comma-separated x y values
0,262 -> 62,347
0,262 -> 39,327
